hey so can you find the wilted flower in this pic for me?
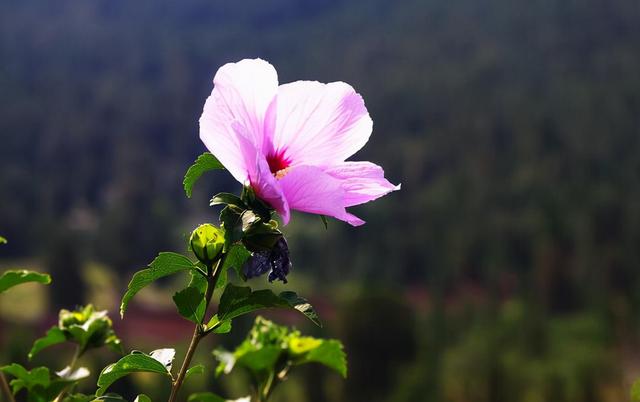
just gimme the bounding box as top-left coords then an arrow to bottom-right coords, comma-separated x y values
200,58 -> 400,226
243,237 -> 291,283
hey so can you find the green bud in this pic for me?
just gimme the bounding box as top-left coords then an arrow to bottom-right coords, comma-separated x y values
190,223 -> 225,264
57,305 -> 122,353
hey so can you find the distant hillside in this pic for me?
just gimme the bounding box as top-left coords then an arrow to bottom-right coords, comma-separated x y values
1,0 -> 640,309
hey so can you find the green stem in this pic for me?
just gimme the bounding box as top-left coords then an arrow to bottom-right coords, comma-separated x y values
53,345 -> 81,402
167,256 -> 223,402
0,371 -> 15,402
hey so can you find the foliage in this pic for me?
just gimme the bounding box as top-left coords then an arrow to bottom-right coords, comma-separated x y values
96,350 -> 174,396
120,252 -> 200,317
183,153 -> 225,198
0,364 -> 89,402
0,270 -> 51,293
214,316 -> 346,401
30,304 -> 122,359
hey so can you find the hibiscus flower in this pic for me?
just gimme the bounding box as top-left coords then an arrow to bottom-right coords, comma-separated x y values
199,58 -> 399,226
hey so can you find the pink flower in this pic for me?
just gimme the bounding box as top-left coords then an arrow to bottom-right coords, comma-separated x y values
199,58 -> 400,226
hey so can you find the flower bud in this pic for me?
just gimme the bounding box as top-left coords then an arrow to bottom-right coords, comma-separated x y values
190,223 -> 224,264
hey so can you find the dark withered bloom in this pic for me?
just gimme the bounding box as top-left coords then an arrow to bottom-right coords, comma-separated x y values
243,237 -> 292,283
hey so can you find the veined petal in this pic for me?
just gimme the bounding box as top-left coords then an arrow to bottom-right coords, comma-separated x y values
251,157 -> 290,223
272,81 -> 372,167
233,122 -> 290,222
199,58 -> 278,183
325,161 -> 401,207
278,165 -> 365,226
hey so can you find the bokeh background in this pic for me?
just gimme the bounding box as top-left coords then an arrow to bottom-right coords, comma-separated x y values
1,0 -> 640,401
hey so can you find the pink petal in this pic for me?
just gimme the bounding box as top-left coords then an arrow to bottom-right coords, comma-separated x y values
272,81 -> 372,167
232,121 -> 290,221
325,161 -> 401,207
278,165 -> 365,226
199,59 -> 278,183
251,157 -> 290,223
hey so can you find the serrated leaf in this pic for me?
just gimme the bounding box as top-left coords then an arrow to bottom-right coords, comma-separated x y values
217,284 -> 321,327
221,244 -> 251,281
278,291 -> 321,327
173,286 -> 206,323
0,270 -> 51,293
1,364 -> 50,393
96,351 -> 171,396
185,364 -> 205,382
210,193 -> 247,209
121,253 -> 197,317
188,270 -> 210,316
183,152 -> 225,198
295,339 -> 347,378
29,326 -> 67,359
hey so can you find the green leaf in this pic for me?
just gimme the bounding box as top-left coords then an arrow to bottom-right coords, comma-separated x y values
183,152 -> 225,198
278,291 -> 321,327
237,347 -> 281,373
121,252 -> 197,317
320,215 -> 329,230
294,339 -> 347,378
29,326 -> 67,359
187,392 -> 225,402
219,207 -> 244,250
205,316 -> 232,334
188,269 -> 210,316
1,364 -> 50,394
173,286 -> 205,323
217,284 -> 321,327
185,364 -> 205,382
62,393 -> 94,402
210,193 -> 247,209
0,236 -> 6,244
92,394 -> 129,402
632,379 -> 640,402
0,270 -> 51,293
96,351 -> 172,396
221,244 -> 251,281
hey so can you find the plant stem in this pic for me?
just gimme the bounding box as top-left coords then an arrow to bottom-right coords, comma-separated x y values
0,371 -> 15,402
53,345 -> 82,402
167,257 -> 223,402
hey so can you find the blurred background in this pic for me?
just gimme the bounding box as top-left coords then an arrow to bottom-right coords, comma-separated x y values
1,0 -> 640,401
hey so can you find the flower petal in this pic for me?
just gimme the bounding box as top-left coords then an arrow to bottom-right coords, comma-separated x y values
199,58 -> 278,183
272,81 -> 372,167
232,122 -> 290,222
325,161 -> 401,207
278,165 -> 365,226
251,157 -> 290,223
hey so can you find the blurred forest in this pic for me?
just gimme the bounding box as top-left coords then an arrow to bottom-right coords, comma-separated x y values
1,0 -> 640,401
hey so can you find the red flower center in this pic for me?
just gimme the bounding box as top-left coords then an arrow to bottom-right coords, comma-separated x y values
266,151 -> 291,179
